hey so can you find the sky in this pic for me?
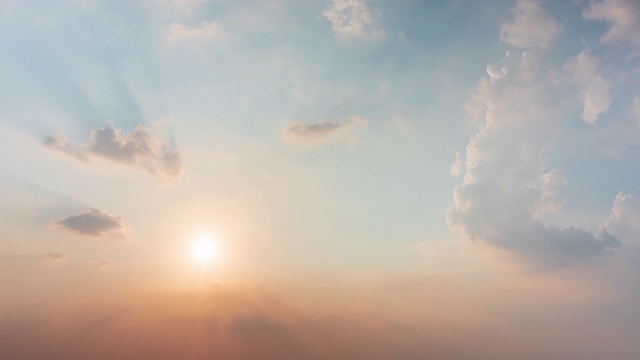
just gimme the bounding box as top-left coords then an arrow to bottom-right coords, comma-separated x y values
1,0 -> 640,358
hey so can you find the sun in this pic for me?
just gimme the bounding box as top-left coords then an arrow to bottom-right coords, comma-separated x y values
191,235 -> 219,263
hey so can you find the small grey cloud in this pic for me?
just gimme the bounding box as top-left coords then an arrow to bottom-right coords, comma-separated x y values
41,252 -> 66,266
42,252 -> 64,260
86,260 -> 112,271
55,208 -> 126,238
282,116 -> 366,145
161,150 -> 184,177
44,125 -> 183,177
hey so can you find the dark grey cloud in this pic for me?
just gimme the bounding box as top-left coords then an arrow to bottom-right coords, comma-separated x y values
283,116 -> 366,145
44,125 -> 183,177
55,208 -> 125,238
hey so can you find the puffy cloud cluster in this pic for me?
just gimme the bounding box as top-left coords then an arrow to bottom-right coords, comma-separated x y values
283,116 -> 367,145
44,125 -> 183,177
500,0 -> 560,49
55,208 -> 126,239
448,48 -> 619,267
584,0 -> 640,47
323,0 -> 384,40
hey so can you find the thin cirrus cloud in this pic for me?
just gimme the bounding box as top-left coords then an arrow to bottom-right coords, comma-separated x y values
499,0 -> 561,49
584,0 -> 640,47
323,0 -> 385,40
44,125 -> 183,177
282,116 -> 367,145
448,8 -> 620,267
55,208 -> 126,239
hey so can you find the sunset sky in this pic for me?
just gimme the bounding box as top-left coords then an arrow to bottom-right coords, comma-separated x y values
2,0 -> 640,359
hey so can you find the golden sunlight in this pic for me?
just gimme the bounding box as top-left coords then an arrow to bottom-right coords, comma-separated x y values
191,235 -> 219,263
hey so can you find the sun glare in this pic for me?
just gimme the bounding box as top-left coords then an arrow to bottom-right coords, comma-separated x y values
191,236 -> 219,263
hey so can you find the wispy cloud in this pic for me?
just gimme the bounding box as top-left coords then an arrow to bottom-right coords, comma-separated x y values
603,189 -> 640,241
86,259 -> 113,271
563,51 -> 613,123
500,0 -> 561,49
44,125 -> 183,177
55,208 -> 127,239
323,0 -> 385,40
584,0 -> 640,47
282,116 -> 367,145
165,21 -> 226,45
41,252 -> 66,267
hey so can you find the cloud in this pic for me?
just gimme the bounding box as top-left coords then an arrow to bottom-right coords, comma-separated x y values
282,116 -> 367,145
584,0 -> 640,47
41,252 -> 66,267
448,49 -> 619,267
42,252 -> 64,260
323,0 -> 385,40
55,208 -> 126,238
603,189 -> 640,240
563,51 -> 613,123
533,168 -> 567,217
500,0 -> 561,49
44,125 -> 183,177
450,152 -> 463,177
86,260 -> 113,271
154,0 -> 206,17
165,21 -> 226,44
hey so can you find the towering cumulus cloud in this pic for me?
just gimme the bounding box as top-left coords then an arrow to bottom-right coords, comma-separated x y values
448,3 -> 620,267
44,125 -> 183,177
